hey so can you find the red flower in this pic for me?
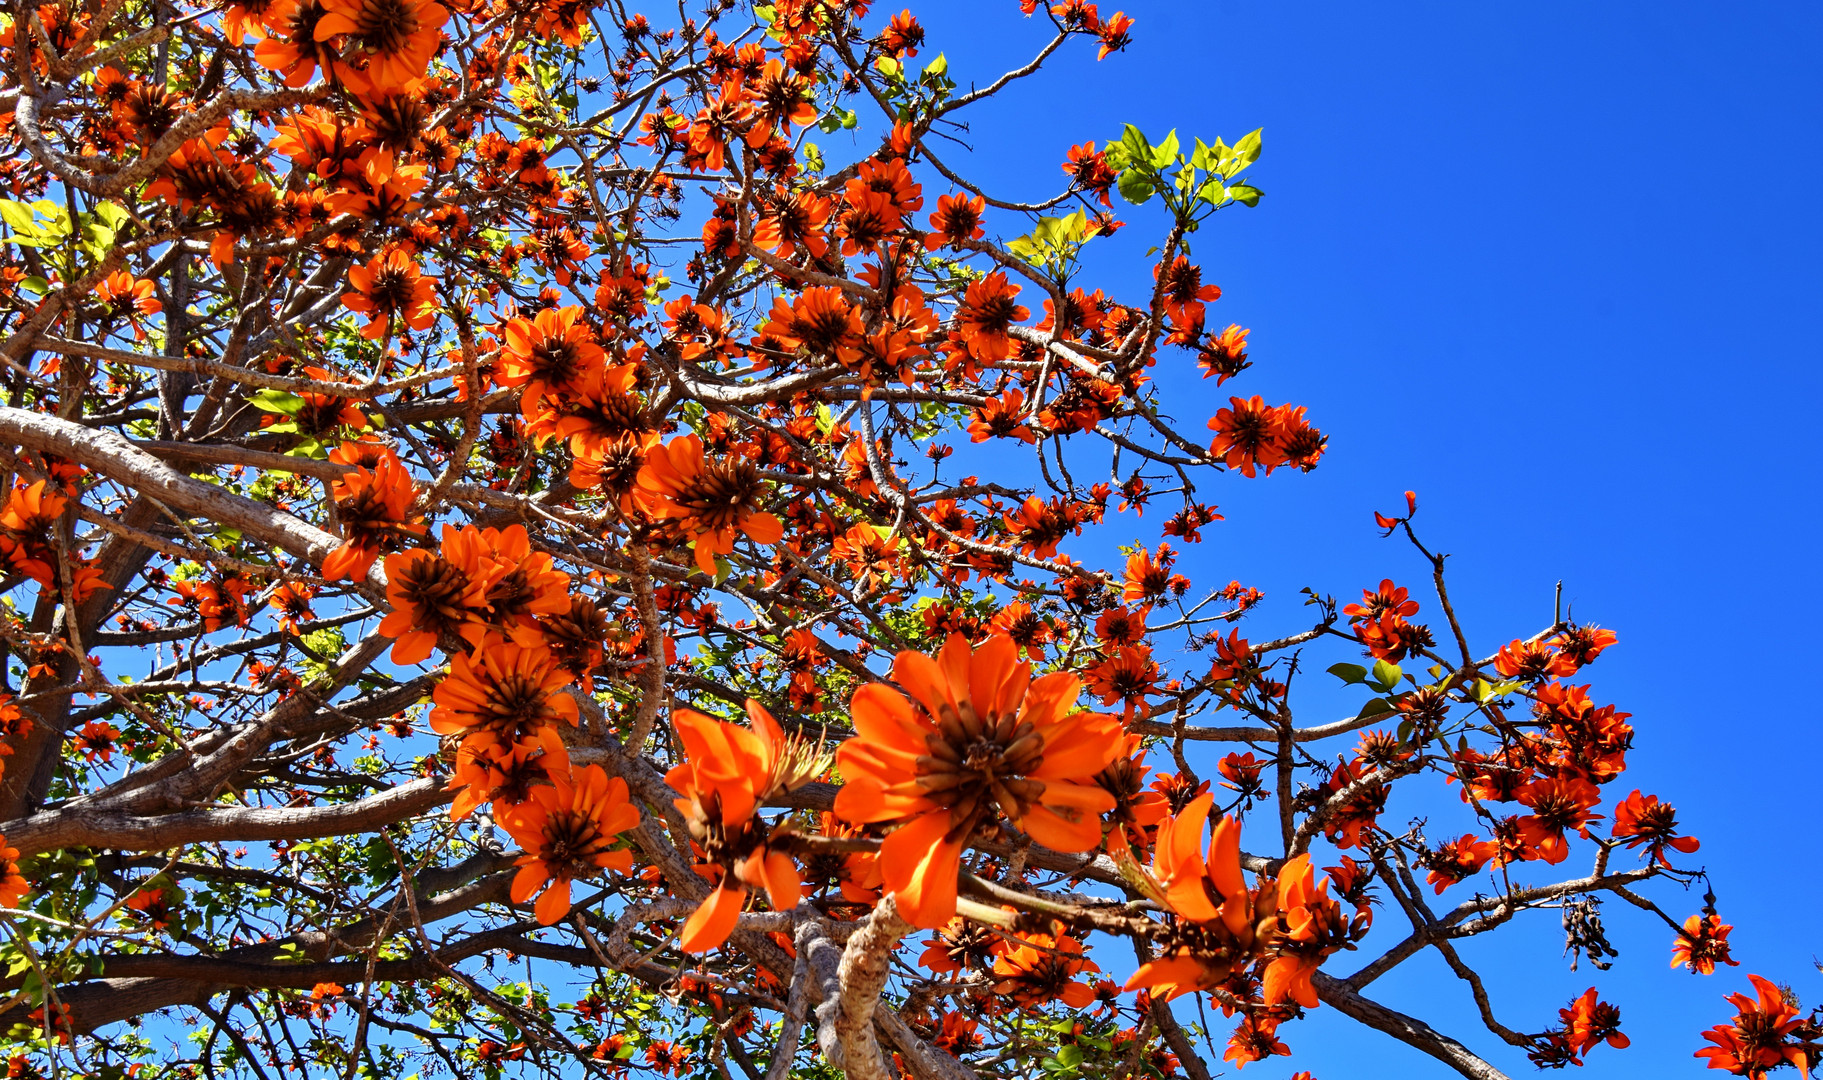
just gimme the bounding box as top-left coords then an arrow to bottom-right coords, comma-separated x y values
1694,975 -> 1810,1077
1673,913 -> 1740,976
1611,789 -> 1700,867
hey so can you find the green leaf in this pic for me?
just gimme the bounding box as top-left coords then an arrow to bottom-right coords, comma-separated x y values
93,201 -> 130,230
248,388 -> 306,416
1150,128 -> 1180,170
1233,127 -> 1263,166
1196,178 -> 1228,206
1370,659 -> 1403,693
1229,182 -> 1263,207
1356,696 -> 1396,720
78,221 -> 115,257
19,276 -> 49,295
1118,123 -> 1152,164
0,200 -> 38,235
1116,169 -> 1156,205
1327,662 -> 1368,685
1190,137 -> 1220,171
922,53 -> 948,79
1055,1046 -> 1084,1068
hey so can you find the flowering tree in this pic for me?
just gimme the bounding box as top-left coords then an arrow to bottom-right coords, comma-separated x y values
0,1 -> 1803,1078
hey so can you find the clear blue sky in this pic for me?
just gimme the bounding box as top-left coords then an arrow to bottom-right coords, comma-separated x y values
897,1 -> 1823,1075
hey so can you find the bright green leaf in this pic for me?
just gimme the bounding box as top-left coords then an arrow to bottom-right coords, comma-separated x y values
1116,169 -> 1156,205
248,388 -> 306,416
1370,659 -> 1403,693
1151,128 -> 1180,169
1229,182 -> 1263,206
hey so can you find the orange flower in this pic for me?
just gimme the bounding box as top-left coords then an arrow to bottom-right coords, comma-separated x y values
1561,987 -> 1629,1057
428,639 -> 577,762
547,360 -> 647,457
1002,495 -> 1079,559
0,480 -> 67,586
753,189 -> 832,262
925,192 -> 985,250
322,445 -> 423,581
1123,792 -> 1353,1008
1084,644 -> 1160,712
95,271 -> 162,319
343,247 -> 437,341
1206,395 -> 1284,477
75,721 -> 123,762
832,634 -> 1123,928
635,434 -> 783,576
440,523 -> 572,642
1094,733 -> 1168,854
1493,637 -> 1574,682
1154,256 -> 1221,328
798,811 -> 881,905
745,60 -> 817,145
322,148 -> 426,227
124,879 -> 180,929
968,388 -> 1037,444
1673,913 -> 1739,976
168,574 -> 256,632
1695,975 -> 1810,1077
448,732 -> 565,821
1611,789 -> 1700,867
918,916 -> 1002,975
1224,1014 -> 1290,1067
378,539 -> 495,665
540,594 -> 614,689
988,600 -> 1052,660
501,760 -> 639,924
1096,11 -> 1134,60
955,273 -> 1028,362
1513,776 -> 1602,865
1122,545 -> 1184,602
313,0 -> 448,91
0,836 -> 26,908
992,930 -> 1100,1009
664,703 -> 823,952
268,366 -> 368,437
1197,324 -> 1251,383
830,523 -> 900,594
1550,624 -> 1618,670
757,287 -> 863,367
269,582 -> 316,634
497,305 -> 607,419
254,0 -> 335,87
1423,834 -> 1495,893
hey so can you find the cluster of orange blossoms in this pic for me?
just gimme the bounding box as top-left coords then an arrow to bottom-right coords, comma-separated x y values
381,522 -> 636,921
1122,792 -> 1367,1057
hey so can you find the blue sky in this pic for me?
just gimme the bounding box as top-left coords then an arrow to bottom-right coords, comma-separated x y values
893,1 -> 1823,1075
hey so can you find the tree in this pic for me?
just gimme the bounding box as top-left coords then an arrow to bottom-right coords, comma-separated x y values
0,0 -> 1801,1077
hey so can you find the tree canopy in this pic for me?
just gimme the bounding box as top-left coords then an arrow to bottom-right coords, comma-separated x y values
0,1 -> 1803,1078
